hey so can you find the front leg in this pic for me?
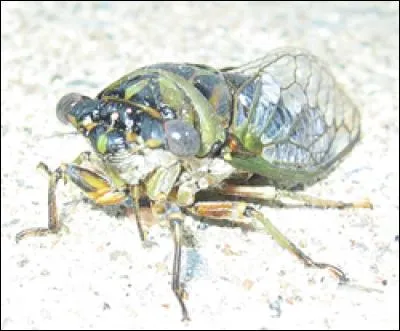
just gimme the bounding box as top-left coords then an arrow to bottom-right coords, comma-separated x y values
16,157 -> 129,243
15,162 -> 64,242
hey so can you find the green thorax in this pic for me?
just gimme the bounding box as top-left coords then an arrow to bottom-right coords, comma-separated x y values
97,63 -> 232,157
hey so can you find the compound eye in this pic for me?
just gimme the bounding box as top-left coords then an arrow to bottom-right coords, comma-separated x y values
56,93 -> 87,124
164,119 -> 200,157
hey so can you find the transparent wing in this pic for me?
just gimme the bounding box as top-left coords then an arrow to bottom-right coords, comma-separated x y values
222,47 -> 361,174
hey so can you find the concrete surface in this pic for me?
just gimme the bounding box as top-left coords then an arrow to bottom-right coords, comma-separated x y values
1,1 -> 399,330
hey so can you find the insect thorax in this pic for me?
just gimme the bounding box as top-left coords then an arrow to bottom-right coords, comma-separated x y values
96,62 -> 233,156
79,60 -> 241,204
103,144 -> 236,206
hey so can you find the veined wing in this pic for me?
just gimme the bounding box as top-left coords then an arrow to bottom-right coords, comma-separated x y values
222,47 -> 361,177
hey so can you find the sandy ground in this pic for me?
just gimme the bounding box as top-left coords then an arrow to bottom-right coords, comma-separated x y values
1,2 -> 399,330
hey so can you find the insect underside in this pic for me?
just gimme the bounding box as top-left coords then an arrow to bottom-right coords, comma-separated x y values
16,47 -> 374,321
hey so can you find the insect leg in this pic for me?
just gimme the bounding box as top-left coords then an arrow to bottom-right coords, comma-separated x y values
16,161 -> 128,243
217,184 -> 373,209
165,206 -> 190,321
15,162 -> 64,242
275,188 -> 372,209
186,201 -> 348,283
128,185 -> 146,242
73,151 -> 148,243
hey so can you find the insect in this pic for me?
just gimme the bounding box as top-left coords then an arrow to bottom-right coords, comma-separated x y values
16,47 -> 372,321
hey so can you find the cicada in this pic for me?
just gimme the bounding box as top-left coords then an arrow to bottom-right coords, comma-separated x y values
16,47 -> 372,321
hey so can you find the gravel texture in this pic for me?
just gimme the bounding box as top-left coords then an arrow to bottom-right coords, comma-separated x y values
1,2 -> 399,330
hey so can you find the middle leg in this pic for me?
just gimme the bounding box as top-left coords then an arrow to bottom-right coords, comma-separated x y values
164,205 -> 190,321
